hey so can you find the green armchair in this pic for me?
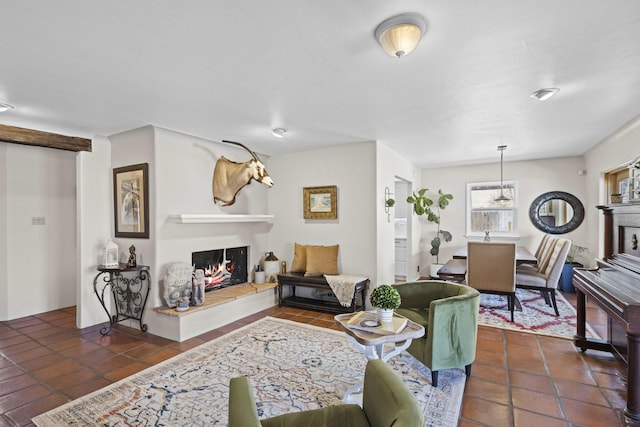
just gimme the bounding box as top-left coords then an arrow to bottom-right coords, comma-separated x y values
394,280 -> 480,387
228,359 -> 423,427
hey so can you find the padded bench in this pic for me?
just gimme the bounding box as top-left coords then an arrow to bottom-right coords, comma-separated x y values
277,272 -> 368,314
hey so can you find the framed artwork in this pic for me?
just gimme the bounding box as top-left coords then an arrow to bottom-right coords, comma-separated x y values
113,163 -> 150,238
303,185 -> 337,219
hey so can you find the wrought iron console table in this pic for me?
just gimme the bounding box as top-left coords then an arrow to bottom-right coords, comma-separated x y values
93,263 -> 150,335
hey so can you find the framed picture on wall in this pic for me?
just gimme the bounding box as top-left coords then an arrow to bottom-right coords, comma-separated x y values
303,185 -> 337,219
113,163 -> 150,238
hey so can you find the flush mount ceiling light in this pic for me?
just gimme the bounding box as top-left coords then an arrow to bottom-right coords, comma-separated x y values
530,87 -> 559,101
375,13 -> 427,58
0,101 -> 15,112
271,128 -> 286,138
495,145 -> 511,203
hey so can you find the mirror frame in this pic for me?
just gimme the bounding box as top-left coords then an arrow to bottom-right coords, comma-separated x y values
529,191 -> 585,234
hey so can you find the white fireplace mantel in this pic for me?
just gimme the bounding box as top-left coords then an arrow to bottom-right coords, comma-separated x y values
171,214 -> 274,224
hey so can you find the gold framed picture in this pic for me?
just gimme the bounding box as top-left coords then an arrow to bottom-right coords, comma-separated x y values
303,185 -> 337,219
113,163 -> 150,238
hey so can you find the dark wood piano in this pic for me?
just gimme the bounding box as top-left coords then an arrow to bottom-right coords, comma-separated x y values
573,203 -> 640,420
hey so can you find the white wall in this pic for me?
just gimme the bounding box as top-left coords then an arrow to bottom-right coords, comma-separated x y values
0,143 -> 7,317
417,156 -> 589,272
76,136 -> 112,328
268,142 -> 377,283
0,142 -> 76,320
583,114 -> 640,259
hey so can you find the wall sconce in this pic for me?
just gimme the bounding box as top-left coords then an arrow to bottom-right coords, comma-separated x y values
384,186 -> 395,222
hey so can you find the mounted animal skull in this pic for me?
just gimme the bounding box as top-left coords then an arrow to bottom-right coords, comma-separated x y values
212,140 -> 274,206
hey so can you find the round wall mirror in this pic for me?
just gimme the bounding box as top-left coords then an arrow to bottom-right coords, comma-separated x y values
529,191 -> 585,234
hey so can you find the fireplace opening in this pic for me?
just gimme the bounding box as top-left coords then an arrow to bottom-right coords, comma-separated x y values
192,246 -> 248,291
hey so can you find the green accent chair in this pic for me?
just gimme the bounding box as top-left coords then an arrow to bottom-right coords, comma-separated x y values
228,359 -> 424,427
393,280 -> 480,387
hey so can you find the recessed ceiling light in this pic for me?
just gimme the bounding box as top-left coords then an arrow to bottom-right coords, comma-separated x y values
530,88 -> 559,101
0,101 -> 15,112
271,128 -> 286,138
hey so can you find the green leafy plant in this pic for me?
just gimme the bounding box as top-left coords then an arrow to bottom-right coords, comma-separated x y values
385,198 -> 395,207
407,188 -> 453,264
369,285 -> 401,310
566,244 -> 589,264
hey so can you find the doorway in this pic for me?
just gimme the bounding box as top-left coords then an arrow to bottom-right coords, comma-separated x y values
394,178 -> 412,280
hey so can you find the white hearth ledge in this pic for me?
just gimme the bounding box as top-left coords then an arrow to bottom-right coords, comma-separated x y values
171,214 -> 274,224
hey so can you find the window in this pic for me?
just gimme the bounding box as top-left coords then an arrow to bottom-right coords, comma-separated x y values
466,181 -> 518,238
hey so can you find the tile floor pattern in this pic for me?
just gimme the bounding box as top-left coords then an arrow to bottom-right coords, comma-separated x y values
0,291 -> 634,426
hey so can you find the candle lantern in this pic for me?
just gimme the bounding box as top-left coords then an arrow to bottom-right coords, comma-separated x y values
103,239 -> 120,268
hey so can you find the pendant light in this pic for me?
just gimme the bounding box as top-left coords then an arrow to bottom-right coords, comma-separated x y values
495,145 -> 511,202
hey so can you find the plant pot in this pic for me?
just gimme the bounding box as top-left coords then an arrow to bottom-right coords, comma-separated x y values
377,308 -> 394,323
429,263 -> 443,279
559,262 -> 582,293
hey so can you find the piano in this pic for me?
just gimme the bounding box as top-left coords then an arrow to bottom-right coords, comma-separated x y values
573,203 -> 640,420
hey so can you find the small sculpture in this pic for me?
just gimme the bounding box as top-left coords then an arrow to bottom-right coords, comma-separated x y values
192,269 -> 205,306
127,245 -> 137,267
163,262 -> 193,308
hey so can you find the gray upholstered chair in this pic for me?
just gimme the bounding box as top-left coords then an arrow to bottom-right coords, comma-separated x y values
516,238 -> 571,316
516,234 -> 557,274
393,280 -> 480,387
228,359 -> 424,427
466,241 -> 517,321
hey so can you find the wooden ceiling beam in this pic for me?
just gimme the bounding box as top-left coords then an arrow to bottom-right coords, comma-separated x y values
0,124 -> 92,152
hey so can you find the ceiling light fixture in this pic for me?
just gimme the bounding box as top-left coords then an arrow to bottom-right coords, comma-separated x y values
0,101 -> 15,112
375,13 -> 427,58
530,87 -> 559,101
271,128 -> 286,138
495,145 -> 511,203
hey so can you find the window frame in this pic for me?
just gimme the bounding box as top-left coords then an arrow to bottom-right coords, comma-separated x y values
465,180 -> 519,239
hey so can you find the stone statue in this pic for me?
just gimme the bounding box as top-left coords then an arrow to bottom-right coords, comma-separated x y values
192,269 -> 205,306
163,262 -> 193,308
127,245 -> 137,267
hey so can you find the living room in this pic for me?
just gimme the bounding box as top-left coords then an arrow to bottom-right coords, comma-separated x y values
1,2 -> 640,425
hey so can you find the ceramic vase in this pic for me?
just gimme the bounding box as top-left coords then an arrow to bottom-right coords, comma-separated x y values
378,308 -> 394,323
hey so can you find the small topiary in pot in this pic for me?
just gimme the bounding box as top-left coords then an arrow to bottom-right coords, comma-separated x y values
369,284 -> 401,310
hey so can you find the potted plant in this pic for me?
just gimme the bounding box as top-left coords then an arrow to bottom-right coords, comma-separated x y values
369,284 -> 401,322
407,188 -> 453,278
559,244 -> 589,293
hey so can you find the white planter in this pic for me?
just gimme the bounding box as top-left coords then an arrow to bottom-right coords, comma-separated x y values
377,308 -> 394,323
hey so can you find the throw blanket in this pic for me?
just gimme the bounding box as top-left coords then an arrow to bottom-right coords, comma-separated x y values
324,274 -> 368,307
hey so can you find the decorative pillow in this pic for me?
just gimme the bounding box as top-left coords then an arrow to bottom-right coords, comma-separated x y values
304,244 -> 339,277
290,243 -> 307,273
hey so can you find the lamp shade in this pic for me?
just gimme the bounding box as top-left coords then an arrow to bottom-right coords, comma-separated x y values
375,13 -> 427,58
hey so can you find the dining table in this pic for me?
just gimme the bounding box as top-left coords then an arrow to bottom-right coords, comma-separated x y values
452,245 -> 537,265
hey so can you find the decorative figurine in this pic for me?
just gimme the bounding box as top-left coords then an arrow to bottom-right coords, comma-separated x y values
192,269 -> 205,306
163,262 -> 193,308
127,245 -> 137,267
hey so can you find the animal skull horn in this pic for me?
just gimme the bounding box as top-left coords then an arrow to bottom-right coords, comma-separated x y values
221,140 -> 259,161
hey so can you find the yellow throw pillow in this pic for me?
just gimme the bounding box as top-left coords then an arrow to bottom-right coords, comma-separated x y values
304,244 -> 339,277
290,243 -> 307,273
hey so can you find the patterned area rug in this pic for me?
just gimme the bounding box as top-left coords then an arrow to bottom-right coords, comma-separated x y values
478,288 -> 599,339
32,317 -> 465,426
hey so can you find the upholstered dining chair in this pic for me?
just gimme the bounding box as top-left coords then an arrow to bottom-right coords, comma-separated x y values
516,234 -> 557,274
516,238 -> 571,316
466,241 -> 517,321
393,280 -> 480,387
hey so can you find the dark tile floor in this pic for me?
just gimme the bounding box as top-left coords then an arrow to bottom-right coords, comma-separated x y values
0,291 -> 633,426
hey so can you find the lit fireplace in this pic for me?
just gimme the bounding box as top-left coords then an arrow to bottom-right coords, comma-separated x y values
192,246 -> 248,291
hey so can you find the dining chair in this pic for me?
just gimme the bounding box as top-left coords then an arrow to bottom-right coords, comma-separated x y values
516,238 -> 571,316
516,234 -> 556,274
466,242 -> 517,322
